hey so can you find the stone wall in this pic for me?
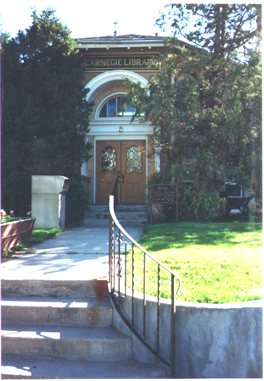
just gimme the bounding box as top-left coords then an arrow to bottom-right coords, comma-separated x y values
112,296 -> 262,378
174,301 -> 262,378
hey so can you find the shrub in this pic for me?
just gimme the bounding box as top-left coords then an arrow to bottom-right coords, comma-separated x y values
66,177 -> 89,226
0,209 -> 17,224
148,173 -> 223,222
178,183 -> 223,221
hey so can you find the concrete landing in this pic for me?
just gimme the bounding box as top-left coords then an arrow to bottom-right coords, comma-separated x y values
1,226 -> 143,281
2,355 -> 167,379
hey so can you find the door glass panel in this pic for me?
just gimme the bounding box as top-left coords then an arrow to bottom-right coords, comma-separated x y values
127,146 -> 142,173
102,146 -> 117,171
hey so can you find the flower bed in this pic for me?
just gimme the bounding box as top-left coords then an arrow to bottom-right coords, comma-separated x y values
1,218 -> 36,252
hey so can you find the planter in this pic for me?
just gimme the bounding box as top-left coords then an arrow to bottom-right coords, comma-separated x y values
1,218 -> 36,252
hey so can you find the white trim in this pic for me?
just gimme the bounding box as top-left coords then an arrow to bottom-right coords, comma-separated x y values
85,70 -> 148,100
89,125 -> 153,137
95,135 -> 148,141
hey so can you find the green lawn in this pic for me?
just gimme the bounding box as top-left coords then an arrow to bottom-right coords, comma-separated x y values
2,228 -> 60,258
30,228 -> 60,244
129,222 -> 262,303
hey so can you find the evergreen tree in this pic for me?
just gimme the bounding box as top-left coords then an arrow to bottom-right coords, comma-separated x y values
2,9 -> 92,215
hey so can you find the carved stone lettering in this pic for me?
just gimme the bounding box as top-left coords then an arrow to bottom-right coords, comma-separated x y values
84,56 -> 159,70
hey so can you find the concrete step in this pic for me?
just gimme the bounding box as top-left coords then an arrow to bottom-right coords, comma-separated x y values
116,204 -> 147,212
83,218 -> 109,227
116,211 -> 147,221
1,295 -> 112,327
1,355 -> 168,379
1,324 -> 132,361
84,205 -> 109,219
83,204 -> 148,227
1,269 -> 168,378
1,278 -> 103,299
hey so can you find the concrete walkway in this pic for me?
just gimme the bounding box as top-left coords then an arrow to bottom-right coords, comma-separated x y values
1,226 -> 143,281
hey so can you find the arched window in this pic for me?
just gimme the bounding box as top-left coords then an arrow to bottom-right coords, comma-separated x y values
99,95 -> 136,118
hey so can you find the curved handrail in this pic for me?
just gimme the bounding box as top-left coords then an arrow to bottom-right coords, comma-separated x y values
108,195 -> 181,377
111,171 -> 124,209
109,195 -> 180,277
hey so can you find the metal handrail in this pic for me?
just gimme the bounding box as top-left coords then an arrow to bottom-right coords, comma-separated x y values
111,171 -> 124,210
108,195 -> 182,377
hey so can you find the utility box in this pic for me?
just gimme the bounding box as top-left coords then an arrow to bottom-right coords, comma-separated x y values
31,175 -> 70,228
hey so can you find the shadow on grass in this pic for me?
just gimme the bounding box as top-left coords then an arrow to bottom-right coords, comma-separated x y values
139,221 -> 262,251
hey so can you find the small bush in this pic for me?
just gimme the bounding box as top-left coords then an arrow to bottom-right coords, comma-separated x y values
148,173 -> 223,222
191,190 -> 223,221
30,228 -> 60,244
148,172 -> 170,185
66,177 -> 89,226
178,184 -> 222,221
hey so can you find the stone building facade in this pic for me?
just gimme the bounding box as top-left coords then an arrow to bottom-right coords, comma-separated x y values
78,35 -> 166,204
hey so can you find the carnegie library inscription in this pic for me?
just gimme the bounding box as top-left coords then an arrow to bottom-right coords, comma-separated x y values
84,56 -> 160,70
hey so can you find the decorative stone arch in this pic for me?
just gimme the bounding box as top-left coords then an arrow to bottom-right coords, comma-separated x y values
85,70 -> 148,101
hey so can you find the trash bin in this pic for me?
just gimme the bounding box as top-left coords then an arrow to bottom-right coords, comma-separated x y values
31,175 -> 70,228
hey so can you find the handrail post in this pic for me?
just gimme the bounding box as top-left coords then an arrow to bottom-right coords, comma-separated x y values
108,209 -> 113,287
171,274 -> 176,377
111,171 -> 124,211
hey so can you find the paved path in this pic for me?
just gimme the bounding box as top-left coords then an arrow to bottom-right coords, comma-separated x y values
1,226 -> 143,281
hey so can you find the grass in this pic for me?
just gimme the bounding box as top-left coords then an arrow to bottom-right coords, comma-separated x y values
29,228 -> 61,244
2,228 -> 60,258
126,221 -> 262,304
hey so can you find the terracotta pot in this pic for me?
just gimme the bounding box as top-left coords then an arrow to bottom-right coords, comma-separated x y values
1,218 -> 36,251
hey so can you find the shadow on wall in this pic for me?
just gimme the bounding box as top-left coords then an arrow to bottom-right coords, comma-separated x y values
113,296 -> 262,378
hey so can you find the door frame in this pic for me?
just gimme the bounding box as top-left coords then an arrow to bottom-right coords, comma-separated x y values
93,136 -> 148,204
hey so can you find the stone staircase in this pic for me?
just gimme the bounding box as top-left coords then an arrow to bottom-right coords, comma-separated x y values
83,204 -> 148,227
1,278 -> 167,379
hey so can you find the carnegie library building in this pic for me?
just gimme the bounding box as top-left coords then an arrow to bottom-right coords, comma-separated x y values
78,34 -> 165,205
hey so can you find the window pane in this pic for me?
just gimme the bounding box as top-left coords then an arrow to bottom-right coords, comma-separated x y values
108,98 -> 117,117
99,103 -> 107,117
124,103 -> 136,115
117,97 -> 125,116
99,96 -> 136,118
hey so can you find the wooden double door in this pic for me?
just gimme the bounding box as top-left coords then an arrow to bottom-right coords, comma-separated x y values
96,140 -> 146,204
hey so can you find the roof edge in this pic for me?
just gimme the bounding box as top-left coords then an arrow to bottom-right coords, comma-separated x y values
77,34 -> 168,49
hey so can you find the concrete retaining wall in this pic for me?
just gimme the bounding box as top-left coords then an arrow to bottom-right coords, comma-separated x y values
113,295 -> 262,378
175,301 -> 262,378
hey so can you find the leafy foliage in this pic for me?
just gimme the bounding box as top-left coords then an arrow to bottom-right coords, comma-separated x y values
128,4 -> 261,216
2,9 -> 92,215
157,4 -> 261,62
66,177 -> 89,226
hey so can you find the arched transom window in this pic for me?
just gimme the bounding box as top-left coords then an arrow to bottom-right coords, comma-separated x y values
99,95 -> 136,118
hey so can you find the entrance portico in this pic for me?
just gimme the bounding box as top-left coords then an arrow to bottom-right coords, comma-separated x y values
83,69 -> 156,204
78,35 -> 165,204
